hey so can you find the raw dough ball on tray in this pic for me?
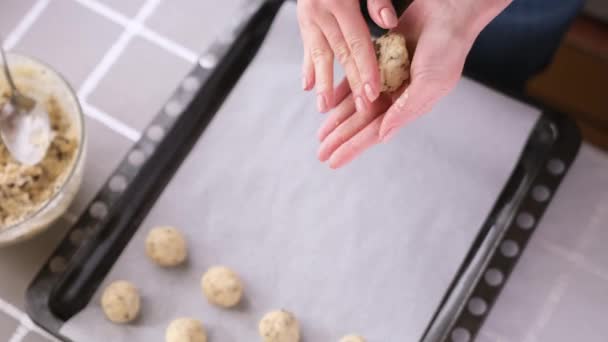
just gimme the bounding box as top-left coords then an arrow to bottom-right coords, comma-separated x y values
145,226 -> 188,267
101,280 -> 140,324
166,318 -> 207,342
340,334 -> 366,342
258,309 -> 300,342
375,32 -> 410,92
201,266 -> 244,308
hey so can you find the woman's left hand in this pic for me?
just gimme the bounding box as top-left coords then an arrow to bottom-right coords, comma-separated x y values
317,0 -> 512,169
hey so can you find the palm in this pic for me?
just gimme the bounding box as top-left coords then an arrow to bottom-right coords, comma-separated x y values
317,0 -> 475,169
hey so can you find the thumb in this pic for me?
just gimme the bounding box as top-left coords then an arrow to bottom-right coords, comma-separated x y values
378,77 -> 440,141
367,0 -> 399,29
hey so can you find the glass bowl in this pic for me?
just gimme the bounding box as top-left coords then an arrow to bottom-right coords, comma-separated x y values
0,53 -> 86,246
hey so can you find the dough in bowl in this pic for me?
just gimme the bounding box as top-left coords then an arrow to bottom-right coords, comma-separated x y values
375,32 -> 410,92
201,266 -> 243,308
165,318 -> 207,342
100,280 -> 140,324
258,309 -> 300,342
145,226 -> 188,267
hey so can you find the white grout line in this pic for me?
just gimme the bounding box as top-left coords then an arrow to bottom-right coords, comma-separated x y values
139,28 -> 198,63
8,324 -> 29,342
538,238 -> 608,282
0,298 -> 59,342
71,0 -> 131,27
78,0 -> 163,100
72,0 -> 198,63
522,275 -> 569,342
81,100 -> 141,141
2,0 -> 50,50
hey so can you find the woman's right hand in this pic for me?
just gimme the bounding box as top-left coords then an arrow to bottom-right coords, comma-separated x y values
297,0 -> 400,113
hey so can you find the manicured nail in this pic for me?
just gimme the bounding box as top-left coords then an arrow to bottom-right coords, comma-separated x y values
380,8 -> 398,28
355,96 -> 365,113
364,83 -> 378,102
317,94 -> 328,112
382,127 -> 397,143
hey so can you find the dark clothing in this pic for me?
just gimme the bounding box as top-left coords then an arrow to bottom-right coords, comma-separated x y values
465,0 -> 585,92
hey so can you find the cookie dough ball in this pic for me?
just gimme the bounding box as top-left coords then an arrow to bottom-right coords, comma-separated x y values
375,32 -> 410,92
101,281 -> 140,324
340,334 -> 366,342
166,318 -> 207,342
201,266 -> 243,308
145,226 -> 188,267
258,309 -> 300,342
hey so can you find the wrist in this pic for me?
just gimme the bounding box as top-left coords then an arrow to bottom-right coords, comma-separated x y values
433,0 -> 512,42
464,0 -> 512,37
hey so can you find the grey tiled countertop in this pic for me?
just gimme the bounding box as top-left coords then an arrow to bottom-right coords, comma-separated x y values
0,1 -> 607,342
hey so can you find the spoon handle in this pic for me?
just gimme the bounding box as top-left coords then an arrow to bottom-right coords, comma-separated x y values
0,45 -> 19,94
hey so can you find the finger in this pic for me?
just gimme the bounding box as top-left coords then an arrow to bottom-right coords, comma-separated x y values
333,77 -> 351,105
328,116 -> 383,169
317,14 -> 365,113
333,5 -> 380,103
302,49 -> 315,91
297,6 -> 316,91
367,0 -> 398,29
307,24 -> 334,113
318,100 -> 380,162
317,94 -> 355,143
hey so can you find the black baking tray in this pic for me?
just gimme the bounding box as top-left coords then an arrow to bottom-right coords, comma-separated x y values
26,1 -> 581,341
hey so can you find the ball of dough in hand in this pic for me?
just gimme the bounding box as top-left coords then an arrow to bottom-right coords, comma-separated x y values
340,334 -> 366,342
375,32 -> 410,92
258,309 -> 300,342
145,226 -> 188,267
165,318 -> 207,342
101,280 -> 140,324
201,266 -> 243,308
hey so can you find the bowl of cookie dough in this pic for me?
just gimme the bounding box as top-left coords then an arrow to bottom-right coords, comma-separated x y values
0,52 -> 86,246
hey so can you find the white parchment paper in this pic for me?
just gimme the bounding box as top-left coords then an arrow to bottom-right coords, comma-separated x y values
61,3 -> 539,341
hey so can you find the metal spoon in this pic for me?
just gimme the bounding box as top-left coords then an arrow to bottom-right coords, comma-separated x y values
0,46 -> 51,165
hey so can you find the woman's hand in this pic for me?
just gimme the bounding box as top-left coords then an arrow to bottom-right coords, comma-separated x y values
297,0 -> 400,113
317,0 -> 511,169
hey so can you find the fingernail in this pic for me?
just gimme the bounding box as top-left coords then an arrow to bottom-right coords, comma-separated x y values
380,8 -> 398,28
302,75 -> 307,90
382,127 -> 397,143
355,96 -> 365,113
364,83 -> 378,102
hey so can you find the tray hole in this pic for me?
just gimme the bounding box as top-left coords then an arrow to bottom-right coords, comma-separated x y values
181,76 -> 201,92
199,53 -> 218,69
500,240 -> 519,258
49,256 -> 67,273
532,185 -> 551,202
146,125 -> 165,141
468,297 -> 488,316
109,175 -> 128,193
164,100 -> 183,118
547,159 -> 565,175
485,268 -> 504,287
516,212 -> 536,230
89,201 -> 108,220
69,229 -> 85,245
451,327 -> 471,342
128,149 -> 146,167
